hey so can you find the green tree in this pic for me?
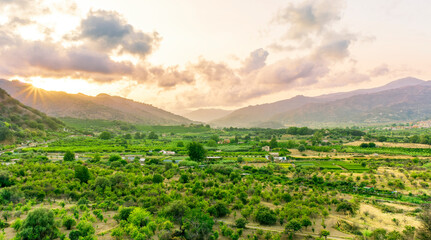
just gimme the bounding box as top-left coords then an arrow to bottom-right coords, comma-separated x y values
62,215 -> 76,230
99,131 -> 112,140
301,216 -> 312,230
298,144 -> 306,152
18,208 -> 58,240
207,140 -> 217,147
0,170 -> 12,187
254,206 -> 277,225
320,229 -> 330,240
187,142 -> 207,162
235,217 -> 248,229
109,154 -> 122,162
63,150 -> 75,161
208,201 -> 230,218
285,219 -> 302,236
152,174 -> 164,184
163,200 -> 190,225
269,137 -> 278,149
182,209 -> 214,240
148,131 -> 158,139
75,165 -> 90,183
0,126 -> 12,141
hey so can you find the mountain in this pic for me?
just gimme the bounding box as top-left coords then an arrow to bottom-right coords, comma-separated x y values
0,88 -> 64,142
184,109 -> 233,123
274,84 -> 431,126
0,79 -> 192,125
317,77 -> 425,101
212,95 -> 319,127
211,77 -> 428,127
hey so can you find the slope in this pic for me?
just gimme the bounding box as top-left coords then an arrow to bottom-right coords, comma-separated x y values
184,109 -> 233,123
274,84 -> 431,126
0,88 -> 65,142
0,79 -> 192,125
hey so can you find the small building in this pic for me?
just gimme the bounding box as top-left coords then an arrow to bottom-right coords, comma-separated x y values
160,150 -> 175,155
262,146 -> 270,152
274,156 -> 287,162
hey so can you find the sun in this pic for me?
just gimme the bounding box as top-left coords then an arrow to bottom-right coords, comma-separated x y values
27,77 -> 91,94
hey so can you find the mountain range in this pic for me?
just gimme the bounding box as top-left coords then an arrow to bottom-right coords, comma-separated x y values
211,77 -> 431,127
1,77 -> 431,128
0,79 -> 192,125
183,109 -> 233,123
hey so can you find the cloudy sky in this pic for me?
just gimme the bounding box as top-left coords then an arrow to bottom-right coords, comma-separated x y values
0,0 -> 430,113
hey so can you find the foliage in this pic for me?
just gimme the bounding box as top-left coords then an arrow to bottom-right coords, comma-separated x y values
18,208 -> 58,240
75,165 -> 90,183
254,205 -> 277,225
63,150 -> 75,161
187,141 -> 207,162
62,215 -> 76,230
182,208 -> 214,240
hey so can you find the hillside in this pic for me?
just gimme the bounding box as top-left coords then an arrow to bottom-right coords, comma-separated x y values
211,77 -> 429,127
0,88 -> 64,142
0,79 -> 192,125
317,77 -> 425,101
274,84 -> 431,126
184,108 -> 233,123
211,95 -> 320,127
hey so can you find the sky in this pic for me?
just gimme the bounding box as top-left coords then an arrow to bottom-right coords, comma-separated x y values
0,0 -> 430,114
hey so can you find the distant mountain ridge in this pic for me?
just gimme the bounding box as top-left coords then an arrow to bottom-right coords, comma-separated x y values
211,77 -> 430,127
212,95 -> 319,127
0,79 -> 192,125
184,109 -> 233,123
273,84 -> 431,126
317,77 -> 425,101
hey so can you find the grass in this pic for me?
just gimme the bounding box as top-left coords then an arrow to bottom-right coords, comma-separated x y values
295,160 -> 369,172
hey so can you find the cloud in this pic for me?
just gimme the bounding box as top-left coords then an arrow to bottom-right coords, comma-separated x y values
149,66 -> 195,89
77,10 -> 160,58
241,48 -> 269,74
275,0 -> 345,40
370,64 -> 390,77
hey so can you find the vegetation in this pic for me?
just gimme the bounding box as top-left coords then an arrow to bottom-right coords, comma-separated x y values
1,119 -> 431,239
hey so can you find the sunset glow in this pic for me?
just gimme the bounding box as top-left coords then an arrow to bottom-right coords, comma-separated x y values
1,0 -> 430,112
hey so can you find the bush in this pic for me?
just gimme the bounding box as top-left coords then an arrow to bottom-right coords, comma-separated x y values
18,208 -> 58,240
235,217 -> 248,228
208,201 -> 230,218
11,218 -> 22,231
152,174 -> 164,184
62,215 -> 76,230
254,206 -> 277,225
75,165 -> 90,183
63,150 -> 75,161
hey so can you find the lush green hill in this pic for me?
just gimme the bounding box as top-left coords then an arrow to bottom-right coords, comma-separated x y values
0,88 -> 65,143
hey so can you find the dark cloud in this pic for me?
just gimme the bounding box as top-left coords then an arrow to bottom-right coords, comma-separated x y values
0,34 -> 133,81
78,10 -> 160,58
241,48 -> 269,74
275,0 -> 344,39
314,32 -> 356,61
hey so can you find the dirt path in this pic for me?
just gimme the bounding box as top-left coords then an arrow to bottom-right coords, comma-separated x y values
218,219 -> 354,240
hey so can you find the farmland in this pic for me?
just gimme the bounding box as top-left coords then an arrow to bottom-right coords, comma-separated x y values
1,121 -> 431,239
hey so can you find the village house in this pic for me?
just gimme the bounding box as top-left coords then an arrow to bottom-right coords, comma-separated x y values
262,146 -> 270,152
160,150 -> 175,155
